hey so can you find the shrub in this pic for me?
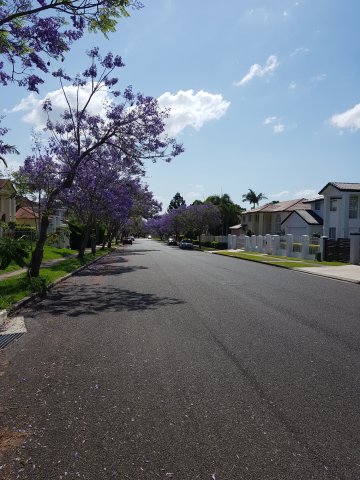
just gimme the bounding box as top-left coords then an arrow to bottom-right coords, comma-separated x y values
0,237 -> 29,269
211,241 -> 228,250
15,226 -> 36,241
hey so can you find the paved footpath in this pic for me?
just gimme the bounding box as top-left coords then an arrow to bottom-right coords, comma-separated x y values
295,264 -> 360,283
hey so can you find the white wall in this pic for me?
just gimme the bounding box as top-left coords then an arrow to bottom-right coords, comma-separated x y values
322,186 -> 360,238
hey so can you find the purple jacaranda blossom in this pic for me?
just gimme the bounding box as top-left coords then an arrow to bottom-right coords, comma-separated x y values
17,50 -> 183,277
147,204 -> 221,244
0,1 -> 142,92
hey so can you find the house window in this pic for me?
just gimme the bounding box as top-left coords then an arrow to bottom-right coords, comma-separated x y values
314,200 -> 321,211
330,198 -> 337,212
349,195 -> 358,219
247,214 -> 251,222
255,214 -> 259,221
329,227 -> 336,239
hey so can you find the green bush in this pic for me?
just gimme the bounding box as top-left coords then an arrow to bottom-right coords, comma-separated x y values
15,225 -> 36,241
0,237 -> 29,269
211,241 -> 228,250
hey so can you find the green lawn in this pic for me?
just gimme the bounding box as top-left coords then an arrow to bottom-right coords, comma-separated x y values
1,245 -> 78,274
0,249 -> 110,310
214,251 -> 347,269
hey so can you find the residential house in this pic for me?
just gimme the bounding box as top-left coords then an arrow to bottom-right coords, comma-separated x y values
319,182 -> 360,239
0,178 -> 17,223
16,206 -> 39,227
240,198 -> 311,236
229,224 -> 246,236
281,196 -> 324,237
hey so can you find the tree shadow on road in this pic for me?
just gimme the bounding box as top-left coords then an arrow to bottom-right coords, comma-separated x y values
119,248 -> 161,256
77,262 -> 148,277
26,283 -> 185,318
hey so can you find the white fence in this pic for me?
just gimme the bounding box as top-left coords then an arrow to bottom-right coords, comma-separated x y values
228,234 -> 321,260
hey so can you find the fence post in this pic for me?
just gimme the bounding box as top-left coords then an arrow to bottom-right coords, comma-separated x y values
350,233 -> 360,265
245,235 -> 251,251
301,235 -> 309,259
250,235 -> 256,251
286,234 -> 293,257
257,235 -> 264,253
320,236 -> 328,261
231,235 -> 237,249
272,235 -> 280,255
263,234 -> 270,254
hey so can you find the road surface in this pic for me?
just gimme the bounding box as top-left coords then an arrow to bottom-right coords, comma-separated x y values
1,239 -> 360,479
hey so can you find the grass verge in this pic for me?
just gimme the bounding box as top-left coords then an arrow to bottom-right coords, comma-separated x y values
1,245 -> 78,274
0,249 -> 109,310
214,251 -> 347,269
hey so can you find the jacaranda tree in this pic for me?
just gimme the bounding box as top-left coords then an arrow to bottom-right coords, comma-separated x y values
19,49 -> 184,277
0,0 -> 141,164
147,204 -> 220,247
0,0 -> 141,92
63,155 -> 133,258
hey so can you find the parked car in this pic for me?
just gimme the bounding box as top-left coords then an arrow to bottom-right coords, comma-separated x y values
129,236 -> 135,241
179,239 -> 194,249
147,235 -> 152,239
123,237 -> 132,245
167,238 -> 177,246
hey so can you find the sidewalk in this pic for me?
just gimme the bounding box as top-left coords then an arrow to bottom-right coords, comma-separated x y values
295,264 -> 360,284
215,250 -> 360,284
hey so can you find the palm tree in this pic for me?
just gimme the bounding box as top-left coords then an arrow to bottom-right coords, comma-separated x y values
242,189 -> 268,209
0,144 -> 20,167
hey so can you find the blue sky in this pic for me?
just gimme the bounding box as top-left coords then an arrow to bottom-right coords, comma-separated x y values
3,0 -> 360,211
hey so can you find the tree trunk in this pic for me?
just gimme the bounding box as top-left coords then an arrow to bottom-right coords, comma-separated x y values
91,230 -> 97,254
78,224 -> 91,259
29,215 -> 49,277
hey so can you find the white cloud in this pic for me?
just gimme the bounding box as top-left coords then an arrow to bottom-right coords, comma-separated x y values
157,89 -> 230,136
288,81 -> 297,90
11,84 -> 111,130
263,116 -> 285,133
290,47 -> 309,57
186,191 -> 203,200
263,116 -> 277,125
242,8 -> 269,23
12,87 -> 230,138
274,123 -> 285,133
272,190 -> 290,198
330,103 -> 360,131
235,55 -> 279,86
311,73 -> 327,82
295,189 -> 318,198
185,184 -> 205,203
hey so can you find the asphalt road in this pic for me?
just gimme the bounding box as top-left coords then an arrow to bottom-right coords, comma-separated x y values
1,239 -> 360,480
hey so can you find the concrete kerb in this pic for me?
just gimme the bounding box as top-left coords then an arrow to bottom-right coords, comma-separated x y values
212,251 -> 360,285
2,249 -> 114,321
